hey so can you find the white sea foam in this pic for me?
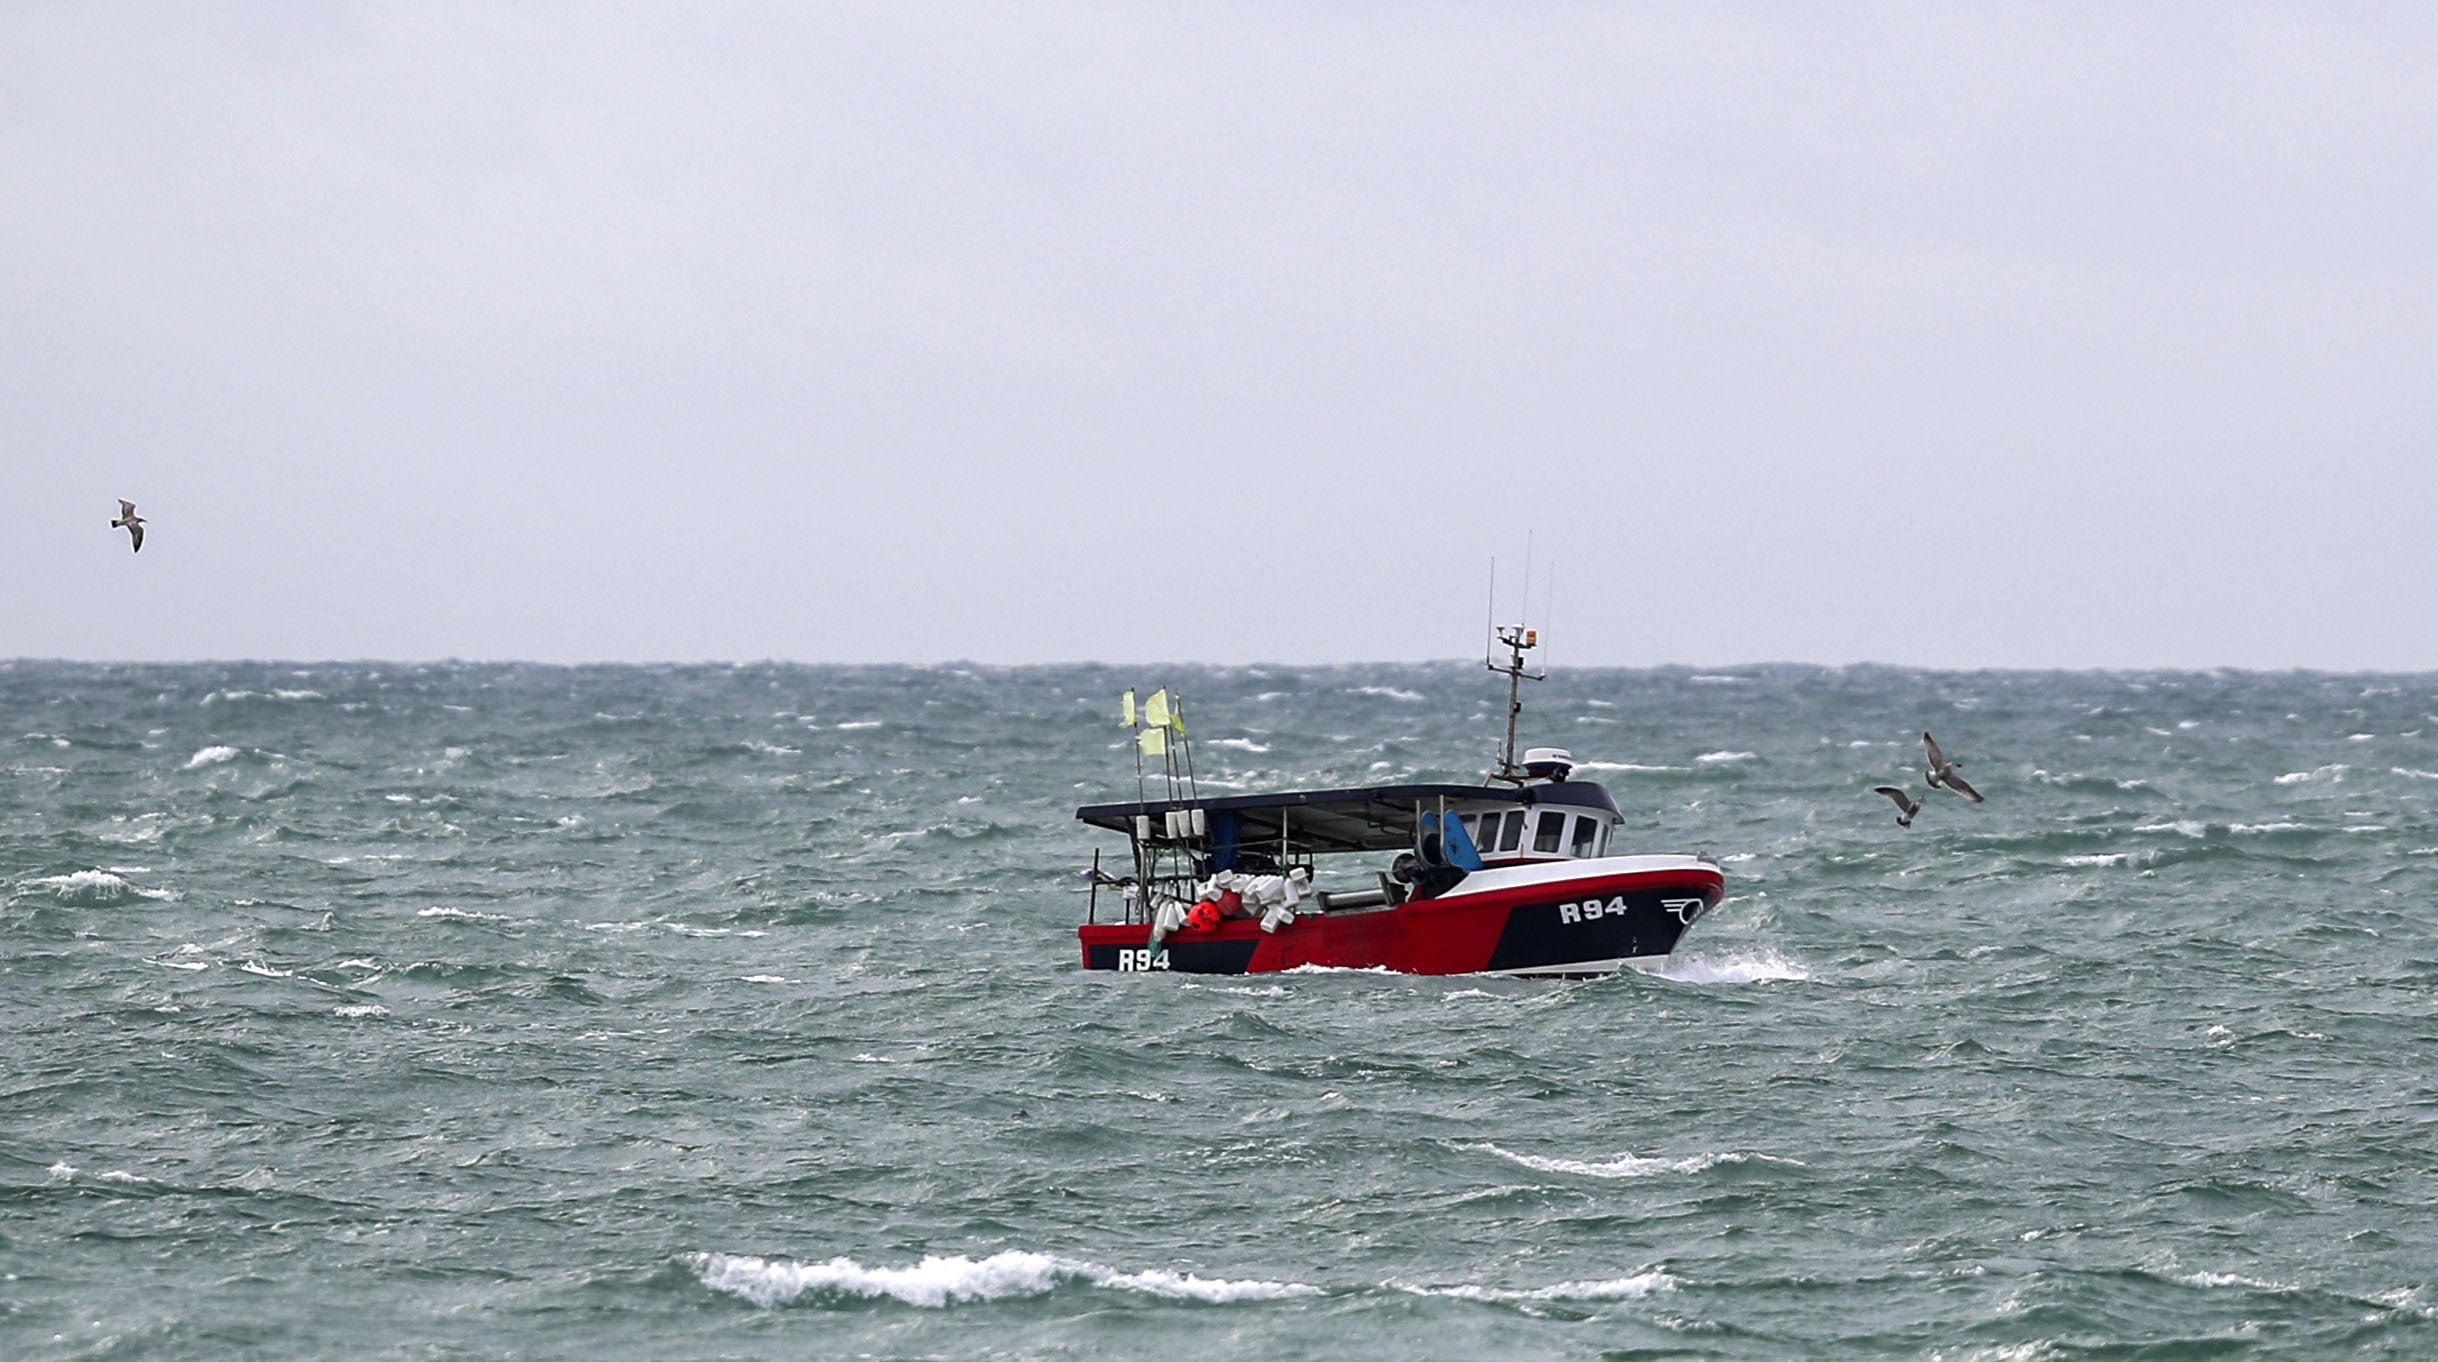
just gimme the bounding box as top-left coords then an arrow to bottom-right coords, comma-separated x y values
2274,764 -> 2347,785
2392,767 -> 2438,781
2030,769 -> 2150,791
1351,686 -> 1426,702
2229,822 -> 2309,834
1571,761 -> 1691,774
417,906 -> 511,922
1653,951 -> 1810,984
2135,820 -> 2208,839
1206,738 -> 1270,753
184,745 -> 240,769
333,1004 -> 390,1018
1471,1142 -> 1736,1179
741,974 -> 794,984
1695,750 -> 1756,764
690,1250 -> 1319,1309
28,869 -> 171,905
1405,1271 -> 1677,1303
834,720 -> 883,731
2171,1269 -> 2288,1292
2061,853 -> 2132,867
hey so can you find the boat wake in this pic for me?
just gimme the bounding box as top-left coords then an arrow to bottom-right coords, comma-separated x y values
1650,950 -> 1811,984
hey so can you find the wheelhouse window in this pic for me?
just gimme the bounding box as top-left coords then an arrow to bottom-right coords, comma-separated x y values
1568,815 -> 1600,858
1532,810 -> 1567,853
1496,810 -> 1524,852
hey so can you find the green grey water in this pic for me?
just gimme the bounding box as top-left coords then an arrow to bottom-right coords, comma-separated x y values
3,661 -> 2435,1359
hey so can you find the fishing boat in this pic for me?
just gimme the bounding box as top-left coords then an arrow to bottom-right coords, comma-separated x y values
1074,624 -> 1724,978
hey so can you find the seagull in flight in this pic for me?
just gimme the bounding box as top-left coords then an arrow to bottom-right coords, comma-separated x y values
1922,732 -> 1984,803
1872,786 -> 1923,828
111,499 -> 145,553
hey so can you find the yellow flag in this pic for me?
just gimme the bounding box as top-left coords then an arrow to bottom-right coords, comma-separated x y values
1139,727 -> 1167,757
1144,689 -> 1172,730
1121,690 -> 1137,727
1169,699 -> 1185,735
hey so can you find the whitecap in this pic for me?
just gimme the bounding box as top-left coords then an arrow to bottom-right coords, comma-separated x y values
1571,761 -> 1691,774
2274,764 -> 2348,785
1351,686 -> 1425,702
333,1004 -> 390,1018
28,869 -> 171,905
417,906 -> 511,922
2134,820 -> 2208,839
2229,822 -> 2309,834
834,720 -> 883,731
2061,853 -> 2131,867
1687,674 -> 1742,685
1470,1142 -> 1729,1179
741,974 -> 794,984
1695,751 -> 1756,764
2391,767 -> 2438,781
2172,1269 -> 2288,1292
1206,738 -> 1271,753
1403,1271 -> 1677,1303
689,1250 -> 1319,1309
184,745 -> 240,769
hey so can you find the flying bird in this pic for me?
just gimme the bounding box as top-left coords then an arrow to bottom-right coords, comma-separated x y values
1922,732 -> 1984,803
111,499 -> 145,553
1872,786 -> 1923,828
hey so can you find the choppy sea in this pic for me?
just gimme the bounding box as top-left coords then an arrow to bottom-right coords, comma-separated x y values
5,660 -> 2437,1359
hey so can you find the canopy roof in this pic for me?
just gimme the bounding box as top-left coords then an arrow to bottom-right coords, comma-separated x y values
1075,781 -> 1621,856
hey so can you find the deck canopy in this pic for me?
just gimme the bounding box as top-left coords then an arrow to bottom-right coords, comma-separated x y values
1076,780 -> 1621,857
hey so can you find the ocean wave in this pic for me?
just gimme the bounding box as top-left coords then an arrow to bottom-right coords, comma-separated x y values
2274,764 -> 2347,785
1695,750 -> 1756,764
2030,769 -> 2151,792
1351,686 -> 1425,702
1468,1141 -> 1757,1179
1205,738 -> 1270,753
1571,761 -> 1691,774
184,745 -> 241,769
26,869 -> 172,906
690,1250 -> 1319,1309
2135,820 -> 2208,839
2060,852 -> 2132,867
1400,1271 -> 1677,1303
417,906 -> 512,922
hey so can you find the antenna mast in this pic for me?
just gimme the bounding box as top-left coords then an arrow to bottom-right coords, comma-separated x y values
1486,560 -> 1547,782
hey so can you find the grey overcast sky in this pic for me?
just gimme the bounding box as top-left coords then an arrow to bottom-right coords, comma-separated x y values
6,4 -> 2436,668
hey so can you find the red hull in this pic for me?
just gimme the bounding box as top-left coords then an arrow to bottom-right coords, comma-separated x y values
1078,859 -> 1724,977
